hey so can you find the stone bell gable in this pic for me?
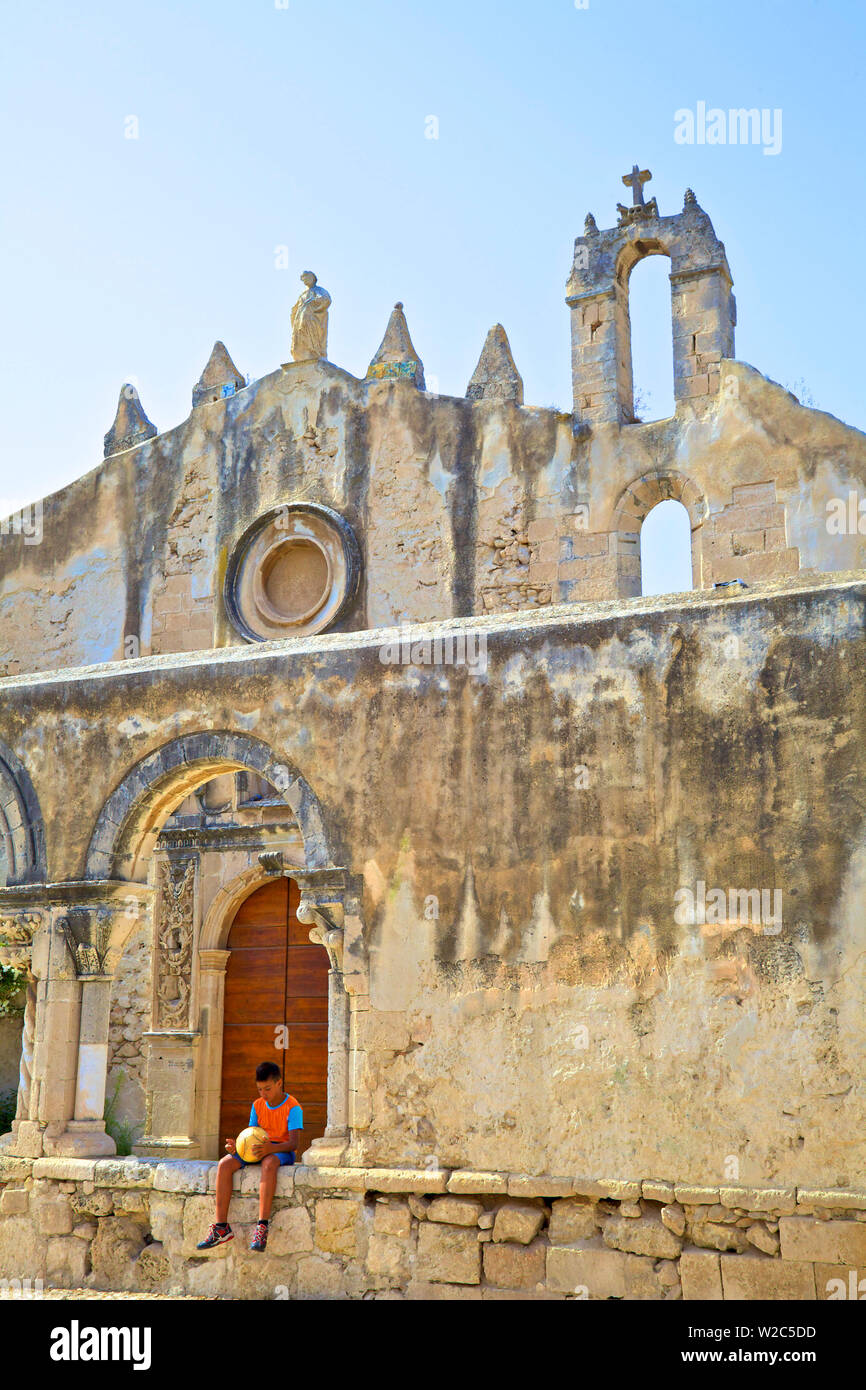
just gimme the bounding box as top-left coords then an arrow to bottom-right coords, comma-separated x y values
567,183 -> 736,424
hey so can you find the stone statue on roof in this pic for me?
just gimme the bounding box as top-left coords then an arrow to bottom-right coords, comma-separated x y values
290,271 -> 331,362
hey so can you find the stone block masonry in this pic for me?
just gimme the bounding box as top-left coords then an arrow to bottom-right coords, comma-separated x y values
3,1156 -> 865,1300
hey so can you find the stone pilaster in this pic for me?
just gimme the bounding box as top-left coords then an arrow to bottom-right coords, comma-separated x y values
135,1030 -> 201,1158
194,948 -> 230,1158
289,868 -> 366,1167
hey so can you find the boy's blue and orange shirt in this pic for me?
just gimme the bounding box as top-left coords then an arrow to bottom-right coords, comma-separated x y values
249,1093 -> 303,1144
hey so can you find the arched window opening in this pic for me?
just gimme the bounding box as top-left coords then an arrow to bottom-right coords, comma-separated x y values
641,499 -> 693,596
628,255 -> 675,423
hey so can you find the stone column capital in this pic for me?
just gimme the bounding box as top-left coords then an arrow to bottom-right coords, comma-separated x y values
48,880 -> 154,979
198,948 -> 230,974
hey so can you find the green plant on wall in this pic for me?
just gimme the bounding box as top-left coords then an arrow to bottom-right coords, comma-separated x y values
103,1071 -> 144,1157
0,965 -> 25,1018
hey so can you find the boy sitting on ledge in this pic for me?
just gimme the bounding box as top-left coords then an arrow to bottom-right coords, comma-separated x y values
198,1060 -> 303,1254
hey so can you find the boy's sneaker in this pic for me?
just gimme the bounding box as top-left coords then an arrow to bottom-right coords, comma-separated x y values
250,1221 -> 269,1252
197,1223 -> 233,1250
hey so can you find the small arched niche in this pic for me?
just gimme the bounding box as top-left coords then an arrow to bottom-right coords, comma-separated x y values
641,499 -> 694,596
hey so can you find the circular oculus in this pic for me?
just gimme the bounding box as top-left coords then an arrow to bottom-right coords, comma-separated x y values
225,503 -> 360,642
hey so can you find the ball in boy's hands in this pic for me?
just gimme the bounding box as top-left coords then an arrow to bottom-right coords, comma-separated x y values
236,1125 -> 269,1162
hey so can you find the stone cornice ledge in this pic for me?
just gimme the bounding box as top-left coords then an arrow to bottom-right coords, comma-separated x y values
1,572 -> 864,693
3,1156 -> 865,1212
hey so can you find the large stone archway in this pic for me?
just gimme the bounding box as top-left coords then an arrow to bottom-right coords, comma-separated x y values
85,730 -> 336,883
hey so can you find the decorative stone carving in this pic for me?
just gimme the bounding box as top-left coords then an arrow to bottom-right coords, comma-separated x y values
294,869 -> 367,996
258,851 -> 286,875
224,502 -> 361,643
154,857 -> 196,1029
103,384 -> 157,458
0,912 -> 41,967
290,272 -> 331,362
59,911 -> 112,976
303,915 -> 345,973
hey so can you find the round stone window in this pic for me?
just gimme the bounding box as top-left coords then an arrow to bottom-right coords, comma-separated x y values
225,502 -> 360,642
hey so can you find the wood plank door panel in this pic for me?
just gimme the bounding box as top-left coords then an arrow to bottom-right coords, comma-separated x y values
219,878 -> 329,1153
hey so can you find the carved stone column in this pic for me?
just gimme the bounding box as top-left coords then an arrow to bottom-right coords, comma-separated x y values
0,881 -> 153,1157
15,974 -> 37,1128
0,910 -> 42,1154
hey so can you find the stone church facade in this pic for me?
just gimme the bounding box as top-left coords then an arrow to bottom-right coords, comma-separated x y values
1,174 -> 865,1299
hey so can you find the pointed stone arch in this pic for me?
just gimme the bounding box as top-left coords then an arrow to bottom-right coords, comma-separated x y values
609,471 -> 709,597
84,731 -> 337,883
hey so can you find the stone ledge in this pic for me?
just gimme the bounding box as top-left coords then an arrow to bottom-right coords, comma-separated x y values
94,1158 -> 161,1189
448,1171 -> 508,1196
0,1156 -> 35,1180
675,1185 -> 720,1205
642,1180 -> 675,1203
293,1166 -> 367,1192
33,1158 -> 97,1182
4,1155 -> 866,1212
152,1161 -> 213,1194
719,1186 -> 796,1213
797,1189 -> 866,1211
508,1175 -> 573,1199
364,1168 -> 449,1194
571,1179 -> 607,1199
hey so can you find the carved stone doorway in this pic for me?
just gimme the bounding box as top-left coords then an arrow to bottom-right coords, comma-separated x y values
217,878 -> 329,1150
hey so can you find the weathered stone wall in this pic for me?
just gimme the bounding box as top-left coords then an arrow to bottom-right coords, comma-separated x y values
1,579 -> 865,1185
2,1156 -> 864,1300
1,357 -> 865,677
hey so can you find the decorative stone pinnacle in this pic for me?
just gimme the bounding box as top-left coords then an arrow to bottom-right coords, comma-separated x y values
466,324 -> 524,405
103,384 -> 158,459
584,213 -> 598,234
366,302 -> 425,390
192,341 -> 245,408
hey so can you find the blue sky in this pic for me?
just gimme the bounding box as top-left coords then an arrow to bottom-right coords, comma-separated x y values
1,0 -> 863,593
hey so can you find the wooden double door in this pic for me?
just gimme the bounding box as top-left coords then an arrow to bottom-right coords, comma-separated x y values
218,878 -> 329,1150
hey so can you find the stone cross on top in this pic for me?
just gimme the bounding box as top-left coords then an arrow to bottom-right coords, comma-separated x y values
616,164 -> 658,225
622,164 -> 652,206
